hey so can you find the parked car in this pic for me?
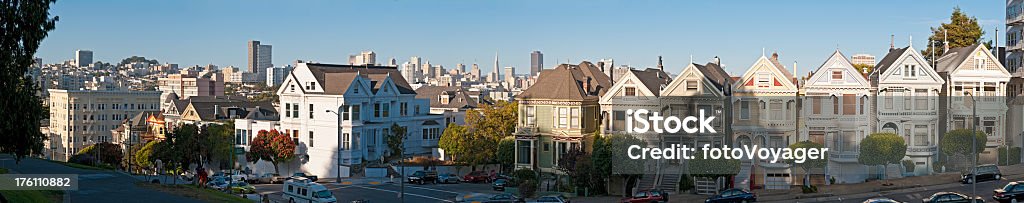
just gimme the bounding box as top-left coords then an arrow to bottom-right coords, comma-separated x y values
292,172 -> 318,182
622,189 -> 668,203
962,164 -> 1001,184
862,197 -> 902,203
922,192 -> 983,203
206,177 -> 228,190
439,173 -> 461,184
704,188 -> 756,203
492,179 -> 509,191
227,181 -> 256,194
255,173 -> 285,184
407,170 -> 438,185
529,195 -> 570,203
487,193 -> 525,203
282,177 -> 336,203
994,181 -> 1024,203
464,171 -> 491,183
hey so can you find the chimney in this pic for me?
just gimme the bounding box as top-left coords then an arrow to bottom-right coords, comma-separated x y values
713,56 -> 721,66
943,30 -> 950,53
583,76 -> 592,94
890,34 -> 895,51
657,56 -> 664,71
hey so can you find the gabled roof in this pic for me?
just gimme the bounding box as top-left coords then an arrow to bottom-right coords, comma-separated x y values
804,50 -> 870,87
517,61 -> 612,100
768,53 -> 795,80
181,96 -> 277,121
873,46 -> 910,75
936,44 -> 982,73
304,63 -> 416,95
629,68 -> 673,97
693,62 -> 732,90
415,86 -> 492,109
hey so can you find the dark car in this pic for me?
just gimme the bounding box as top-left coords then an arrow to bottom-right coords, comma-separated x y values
464,171 -> 491,183
488,193 -> 525,203
962,164 -> 1001,184
862,197 -> 902,203
922,192 -> 983,203
704,188 -> 756,203
291,172 -> 317,182
622,190 -> 668,203
995,181 -> 1024,203
492,179 -> 509,191
407,170 -> 438,185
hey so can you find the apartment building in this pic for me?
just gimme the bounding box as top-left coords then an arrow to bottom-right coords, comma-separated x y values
731,52 -> 799,190
800,50 -> 873,184
47,89 -> 161,161
276,63 -> 444,179
157,72 -> 225,100
936,44 -> 1011,164
514,62 -> 611,174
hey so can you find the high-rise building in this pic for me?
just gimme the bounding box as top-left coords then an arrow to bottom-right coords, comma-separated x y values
423,60 -> 435,79
850,54 -> 876,66
247,40 -> 273,83
504,66 -> 516,86
470,63 -> 481,82
388,57 -> 397,66
491,52 -> 500,82
75,50 -> 93,67
47,89 -> 161,161
348,51 -> 377,65
531,51 -> 543,76
266,65 -> 294,87
157,72 -> 225,99
1008,1 -> 1024,76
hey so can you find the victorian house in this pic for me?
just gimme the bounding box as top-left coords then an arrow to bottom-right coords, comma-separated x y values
936,44 -> 1011,164
515,62 -> 611,174
731,52 -> 799,190
599,66 -> 673,190
800,50 -> 873,184
871,44 -> 945,178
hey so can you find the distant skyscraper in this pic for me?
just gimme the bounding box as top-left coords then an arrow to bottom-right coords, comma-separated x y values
470,63 -> 481,82
850,54 -> 875,66
388,57 -> 397,66
456,63 -> 466,74
348,51 -> 377,65
504,66 -> 515,85
531,51 -> 543,76
247,40 -> 272,83
492,51 -> 500,82
75,50 -> 93,67
266,65 -> 294,86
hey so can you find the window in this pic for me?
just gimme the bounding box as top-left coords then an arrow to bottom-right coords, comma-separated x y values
739,101 -> 750,120
309,104 -> 314,119
915,89 -> 928,110
543,142 -> 550,151
292,130 -> 299,144
975,53 -> 986,70
757,72 -> 771,86
831,70 -> 843,80
352,105 -> 361,121
686,80 -> 698,91
285,104 -> 291,117
903,92 -> 911,110
400,102 -> 408,116
843,94 -> 856,115
290,84 -> 295,92
525,106 -> 536,126
570,108 -> 580,128
625,87 -> 636,96
517,140 -> 531,164
557,107 -> 568,128
309,131 -> 314,147
341,105 -> 350,120
382,103 -> 390,117
342,133 -> 350,150
832,96 -> 839,115
374,103 -> 381,118
914,125 -> 928,146
353,85 -> 359,94
812,97 -> 821,114
770,102 -> 783,120
983,117 -> 996,136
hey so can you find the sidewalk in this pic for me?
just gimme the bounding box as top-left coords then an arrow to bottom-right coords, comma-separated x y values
755,164 -> 1024,202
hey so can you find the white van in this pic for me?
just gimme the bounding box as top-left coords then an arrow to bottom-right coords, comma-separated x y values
282,177 -> 337,203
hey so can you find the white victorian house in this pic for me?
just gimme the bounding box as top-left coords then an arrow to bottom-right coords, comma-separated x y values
661,60 -> 733,193
276,63 -> 444,179
936,44 -> 1011,164
871,44 -> 945,177
599,67 -> 673,190
801,50 -> 873,184
732,53 -> 799,190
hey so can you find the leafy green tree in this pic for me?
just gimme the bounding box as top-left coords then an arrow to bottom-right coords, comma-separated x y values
439,101 -> 517,169
117,56 -> 159,67
135,141 -> 160,169
940,129 -> 987,157
77,142 -> 123,166
853,63 -> 873,75
788,141 -> 827,186
595,134 -> 645,196
496,137 -> 515,173
858,133 -> 907,181
0,0 -> 58,162
384,123 -> 408,162
922,7 -> 986,61
171,124 -> 201,170
246,130 -> 296,174
688,152 -> 741,179
202,123 -> 235,168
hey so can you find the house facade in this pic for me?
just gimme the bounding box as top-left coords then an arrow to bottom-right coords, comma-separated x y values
514,62 -> 611,174
599,67 -> 674,189
800,50 -> 873,184
871,45 -> 945,178
731,53 -> 799,190
276,63 -> 444,179
936,44 -> 1011,164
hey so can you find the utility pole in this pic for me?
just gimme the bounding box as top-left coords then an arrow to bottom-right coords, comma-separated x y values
966,91 -> 977,198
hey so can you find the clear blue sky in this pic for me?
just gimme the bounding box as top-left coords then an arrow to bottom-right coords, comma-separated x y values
36,0 -> 1003,76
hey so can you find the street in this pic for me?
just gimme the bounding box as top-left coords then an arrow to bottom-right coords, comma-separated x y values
0,154 -> 201,203
762,178 -> 1019,203
254,180 -> 501,203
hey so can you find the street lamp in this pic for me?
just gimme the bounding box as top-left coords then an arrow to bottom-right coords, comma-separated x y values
326,108 -> 343,183
964,91 -> 978,198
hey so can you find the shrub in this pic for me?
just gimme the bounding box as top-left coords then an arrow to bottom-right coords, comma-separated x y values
518,179 -> 537,198
932,161 -> 945,173
998,147 -> 1022,166
829,176 -> 836,185
68,154 -> 95,165
678,175 -> 693,192
902,160 -> 915,173
801,185 -> 818,193
512,168 -> 537,186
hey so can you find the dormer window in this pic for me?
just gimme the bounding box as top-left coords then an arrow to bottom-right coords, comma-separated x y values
685,80 -> 698,91
353,85 -> 359,94
756,72 -> 770,86
903,65 -> 917,77
831,70 -> 843,80
975,52 -> 986,70
625,87 -> 636,96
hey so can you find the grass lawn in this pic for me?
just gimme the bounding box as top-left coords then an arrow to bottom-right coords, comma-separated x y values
41,159 -> 111,171
0,167 -> 65,203
135,182 -> 250,203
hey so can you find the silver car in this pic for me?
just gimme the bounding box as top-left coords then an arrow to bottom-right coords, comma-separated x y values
439,173 -> 461,184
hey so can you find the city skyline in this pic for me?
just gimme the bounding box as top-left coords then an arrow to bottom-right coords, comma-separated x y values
35,1 -> 1004,76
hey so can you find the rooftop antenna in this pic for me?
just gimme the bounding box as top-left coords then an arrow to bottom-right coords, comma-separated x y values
762,47 -> 766,57
909,35 -> 913,47
689,55 -> 693,65
890,34 -> 895,50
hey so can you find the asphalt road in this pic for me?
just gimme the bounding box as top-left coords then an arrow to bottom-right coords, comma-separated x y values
0,154 -> 201,203
759,177 -> 1019,203
254,180 -> 503,203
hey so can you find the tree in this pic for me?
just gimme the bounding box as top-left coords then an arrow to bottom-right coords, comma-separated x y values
0,0 -> 58,162
438,101 -> 517,169
858,133 -> 907,182
688,152 -> 741,179
384,123 -> 408,162
77,142 -> 124,166
496,138 -> 515,173
940,129 -> 987,169
171,124 -> 202,171
922,7 -> 986,61
117,56 -> 159,67
595,134 -> 645,196
439,123 -> 470,161
852,64 -> 873,75
788,141 -> 827,186
246,130 -> 296,174
202,123 -> 235,168
135,141 -> 160,170
465,101 -> 518,140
